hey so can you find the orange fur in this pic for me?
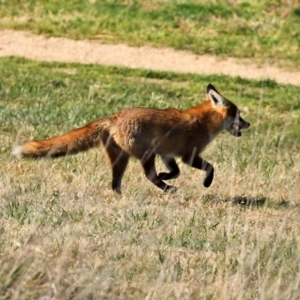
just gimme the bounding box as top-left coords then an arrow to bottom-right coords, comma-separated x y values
12,84 -> 250,193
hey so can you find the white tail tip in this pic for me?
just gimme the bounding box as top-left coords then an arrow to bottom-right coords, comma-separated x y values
11,144 -> 23,158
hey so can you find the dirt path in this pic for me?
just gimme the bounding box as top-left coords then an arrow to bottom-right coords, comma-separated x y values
0,30 -> 299,86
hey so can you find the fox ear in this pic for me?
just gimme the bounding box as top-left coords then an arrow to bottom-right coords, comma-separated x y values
206,84 -> 220,94
206,84 -> 225,107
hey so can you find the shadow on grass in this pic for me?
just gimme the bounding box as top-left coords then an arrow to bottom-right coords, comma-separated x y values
231,196 -> 298,208
230,195 -> 267,207
203,194 -> 298,208
202,193 -> 267,207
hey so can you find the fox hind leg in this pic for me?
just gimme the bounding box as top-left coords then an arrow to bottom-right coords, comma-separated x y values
182,154 -> 214,188
110,151 -> 129,194
158,156 -> 180,181
103,135 -> 129,194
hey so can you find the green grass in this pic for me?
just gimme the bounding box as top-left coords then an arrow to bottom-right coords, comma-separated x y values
0,0 -> 300,69
1,57 -> 300,299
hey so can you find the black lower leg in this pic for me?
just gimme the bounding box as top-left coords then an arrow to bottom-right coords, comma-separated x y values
104,136 -> 129,194
111,153 -> 129,193
141,154 -> 174,191
203,163 -> 214,187
182,155 -> 214,188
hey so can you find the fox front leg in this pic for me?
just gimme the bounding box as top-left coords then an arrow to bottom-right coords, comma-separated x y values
182,155 -> 214,188
141,153 -> 176,192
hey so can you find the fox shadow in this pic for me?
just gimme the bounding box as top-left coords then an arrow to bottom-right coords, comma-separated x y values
227,195 -> 295,208
205,194 -> 298,208
230,195 -> 267,207
202,193 -> 268,207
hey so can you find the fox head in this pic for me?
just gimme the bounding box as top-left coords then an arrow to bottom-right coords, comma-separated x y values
206,84 -> 250,137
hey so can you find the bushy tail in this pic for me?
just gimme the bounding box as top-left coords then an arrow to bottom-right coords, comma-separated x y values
12,118 -> 111,159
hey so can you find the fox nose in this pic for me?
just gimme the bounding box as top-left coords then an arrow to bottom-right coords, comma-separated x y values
244,121 -> 250,128
240,117 -> 250,129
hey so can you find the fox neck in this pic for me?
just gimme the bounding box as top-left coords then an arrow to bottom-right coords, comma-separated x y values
185,101 -> 227,137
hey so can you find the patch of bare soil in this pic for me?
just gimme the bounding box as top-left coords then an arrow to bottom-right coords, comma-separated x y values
0,30 -> 299,86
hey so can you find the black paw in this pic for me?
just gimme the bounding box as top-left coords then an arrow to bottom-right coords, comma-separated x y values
158,172 -> 169,180
158,171 -> 180,181
203,172 -> 214,188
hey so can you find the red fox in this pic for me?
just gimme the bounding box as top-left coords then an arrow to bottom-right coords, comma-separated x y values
12,84 -> 250,193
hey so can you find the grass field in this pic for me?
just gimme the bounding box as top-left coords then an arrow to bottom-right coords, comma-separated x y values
1,57 -> 300,299
1,0 -> 300,69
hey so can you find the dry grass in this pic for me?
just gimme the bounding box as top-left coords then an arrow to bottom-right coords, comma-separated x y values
1,135 -> 300,299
